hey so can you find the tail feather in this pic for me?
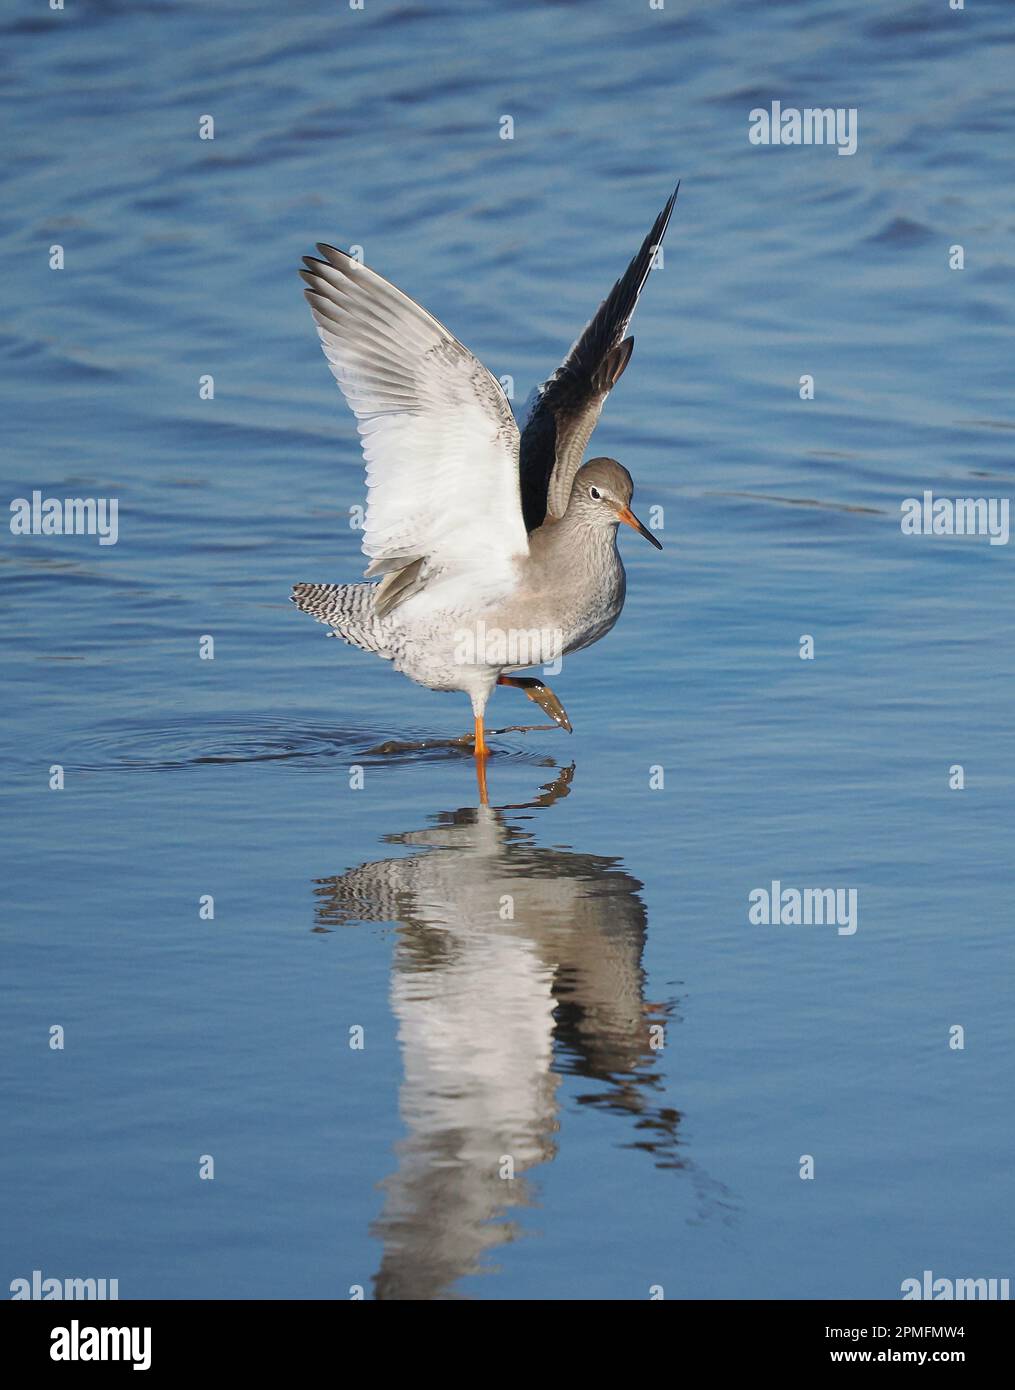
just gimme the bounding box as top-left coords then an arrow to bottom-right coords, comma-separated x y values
291,582 -> 393,658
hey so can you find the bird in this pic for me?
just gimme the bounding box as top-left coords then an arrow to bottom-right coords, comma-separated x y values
292,184 -> 677,797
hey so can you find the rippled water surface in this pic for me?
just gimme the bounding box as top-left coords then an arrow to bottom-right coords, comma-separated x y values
2,0 -> 1013,1299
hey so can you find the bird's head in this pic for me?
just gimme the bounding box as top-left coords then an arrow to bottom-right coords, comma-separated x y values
569,458 -> 662,549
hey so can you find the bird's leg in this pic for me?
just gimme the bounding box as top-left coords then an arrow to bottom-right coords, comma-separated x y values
497,675 -> 573,733
473,713 -> 488,758
472,714 -> 489,805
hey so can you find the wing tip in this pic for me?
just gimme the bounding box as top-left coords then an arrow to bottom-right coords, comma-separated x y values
316,242 -> 349,265
654,179 -> 681,241
298,244 -> 359,286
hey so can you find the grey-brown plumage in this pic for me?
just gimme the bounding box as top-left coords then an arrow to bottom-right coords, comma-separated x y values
291,187 -> 677,759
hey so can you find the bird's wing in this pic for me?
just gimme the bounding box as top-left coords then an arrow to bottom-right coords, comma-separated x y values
301,246 -> 528,614
518,184 -> 679,532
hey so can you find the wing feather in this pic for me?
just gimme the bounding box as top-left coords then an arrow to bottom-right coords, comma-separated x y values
518,185 -> 679,531
300,246 -> 528,611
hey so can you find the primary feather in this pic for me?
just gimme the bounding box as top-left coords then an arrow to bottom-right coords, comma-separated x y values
300,246 -> 529,616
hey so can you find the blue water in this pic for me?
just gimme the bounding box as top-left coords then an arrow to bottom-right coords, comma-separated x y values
2,0 -> 1013,1300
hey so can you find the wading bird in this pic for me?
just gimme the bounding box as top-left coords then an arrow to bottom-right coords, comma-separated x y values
293,185 -> 677,797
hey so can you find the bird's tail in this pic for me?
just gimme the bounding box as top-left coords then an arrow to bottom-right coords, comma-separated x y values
290,582 -> 393,658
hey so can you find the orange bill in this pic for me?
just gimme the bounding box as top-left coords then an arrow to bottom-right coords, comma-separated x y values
616,505 -> 663,549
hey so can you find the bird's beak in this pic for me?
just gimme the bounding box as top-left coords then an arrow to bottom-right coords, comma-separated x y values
616,505 -> 663,549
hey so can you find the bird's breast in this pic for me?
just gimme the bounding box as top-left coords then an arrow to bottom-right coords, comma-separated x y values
559,549 -> 626,655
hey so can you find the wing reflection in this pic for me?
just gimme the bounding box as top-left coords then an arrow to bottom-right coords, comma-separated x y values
313,766 -> 696,1300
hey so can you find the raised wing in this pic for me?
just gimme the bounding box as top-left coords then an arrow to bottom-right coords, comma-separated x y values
300,246 -> 528,615
518,184 -> 679,532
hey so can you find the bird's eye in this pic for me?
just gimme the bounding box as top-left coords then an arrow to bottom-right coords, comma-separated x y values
589,486 -> 602,501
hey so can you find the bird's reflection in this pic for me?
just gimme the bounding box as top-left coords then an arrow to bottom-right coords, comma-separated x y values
313,766 -> 704,1300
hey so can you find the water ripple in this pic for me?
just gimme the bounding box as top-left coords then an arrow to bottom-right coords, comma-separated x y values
66,715 -> 560,774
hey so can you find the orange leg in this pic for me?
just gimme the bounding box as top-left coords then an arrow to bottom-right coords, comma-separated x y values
473,715 -> 489,804
473,714 -> 488,758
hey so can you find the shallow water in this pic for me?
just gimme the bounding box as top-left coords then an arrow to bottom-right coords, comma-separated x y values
2,0 -> 1013,1299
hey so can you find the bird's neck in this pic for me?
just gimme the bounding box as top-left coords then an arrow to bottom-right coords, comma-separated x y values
534,509 -> 620,572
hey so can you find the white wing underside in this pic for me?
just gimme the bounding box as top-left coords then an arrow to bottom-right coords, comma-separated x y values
301,246 -> 529,610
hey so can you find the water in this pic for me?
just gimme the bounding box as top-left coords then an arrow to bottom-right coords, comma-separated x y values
2,0 -> 1013,1300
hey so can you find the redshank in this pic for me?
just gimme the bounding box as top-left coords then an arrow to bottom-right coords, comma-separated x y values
293,185 -> 677,793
